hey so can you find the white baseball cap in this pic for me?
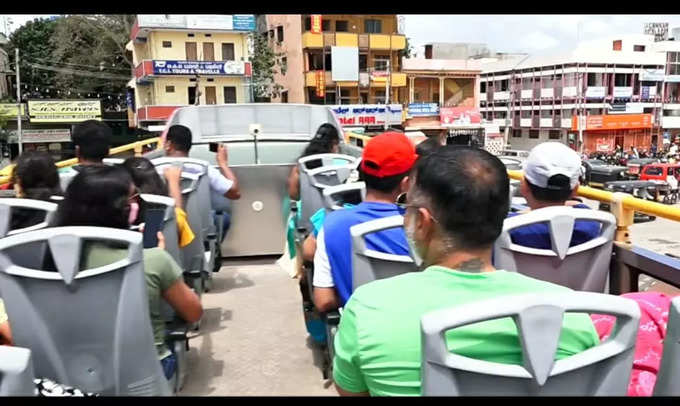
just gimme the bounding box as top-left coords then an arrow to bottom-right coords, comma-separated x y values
524,142 -> 582,190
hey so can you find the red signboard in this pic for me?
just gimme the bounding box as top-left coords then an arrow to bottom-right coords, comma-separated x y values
315,70 -> 325,98
571,114 -> 653,131
440,107 -> 481,126
311,15 -> 322,34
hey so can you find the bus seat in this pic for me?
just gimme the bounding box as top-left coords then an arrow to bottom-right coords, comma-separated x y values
322,182 -> 366,213
0,346 -> 37,396
0,198 -> 58,271
350,215 -> 418,291
493,206 -> 616,292
177,172 -> 206,299
298,154 -> 359,234
653,296 -> 680,396
102,158 -> 125,166
420,292 -> 640,396
0,227 -> 171,396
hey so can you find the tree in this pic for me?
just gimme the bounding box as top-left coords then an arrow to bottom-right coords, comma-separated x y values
5,17 -> 59,101
250,32 -> 284,101
401,37 -> 415,59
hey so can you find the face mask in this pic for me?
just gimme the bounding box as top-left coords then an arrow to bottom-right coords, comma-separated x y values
128,202 -> 140,225
405,213 -> 424,269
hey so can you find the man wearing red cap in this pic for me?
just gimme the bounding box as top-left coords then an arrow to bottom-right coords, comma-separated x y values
313,132 -> 417,312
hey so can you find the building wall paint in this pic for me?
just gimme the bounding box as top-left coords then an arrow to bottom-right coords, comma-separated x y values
266,15 -> 305,103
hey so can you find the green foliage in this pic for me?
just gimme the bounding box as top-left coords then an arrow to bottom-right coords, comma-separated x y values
401,37 -> 415,59
250,32 -> 284,100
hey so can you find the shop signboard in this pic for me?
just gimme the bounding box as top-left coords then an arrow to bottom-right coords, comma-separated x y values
641,86 -> 657,99
407,103 -> 439,116
666,75 -> 680,83
571,114 -> 653,131
440,107 -> 481,126
232,15 -> 256,31
137,15 -> 255,31
640,68 -> 665,81
315,71 -> 325,97
311,15 -> 322,34
329,104 -> 402,127
585,86 -> 606,98
0,104 -> 26,117
28,100 -> 101,123
10,128 -> 71,144
152,60 -> 246,75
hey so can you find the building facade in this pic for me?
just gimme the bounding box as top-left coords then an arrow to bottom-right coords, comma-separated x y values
262,15 -> 407,105
129,15 -> 255,129
479,34 -> 680,154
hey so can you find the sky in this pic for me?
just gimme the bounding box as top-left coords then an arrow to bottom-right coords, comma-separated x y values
4,14 -> 680,57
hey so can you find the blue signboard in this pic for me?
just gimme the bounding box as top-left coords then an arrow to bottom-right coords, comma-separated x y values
408,102 -> 439,116
233,15 -> 256,31
152,60 -> 245,76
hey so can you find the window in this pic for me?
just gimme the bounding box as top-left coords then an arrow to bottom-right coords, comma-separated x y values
269,30 -> 274,39
359,54 -> 367,72
222,43 -> 235,61
187,33 -> 195,37
529,130 -> 539,139
480,82 -> 486,93
540,109 -> 552,118
645,167 -> 663,176
281,91 -> 288,103
360,92 -> 368,104
325,91 -> 337,104
324,52 -> 332,70
549,131 -> 561,140
613,40 -> 622,51
512,130 -> 522,138
223,86 -> 237,104
322,20 -> 330,32
188,86 -> 197,104
634,45 -> 646,52
305,17 -> 312,31
364,19 -> 382,34
162,41 -> 172,48
335,20 -> 348,32
587,72 -> 602,87
308,53 -> 323,70
277,26 -> 284,42
165,85 -> 175,93
307,88 -> 324,105
340,89 -> 352,104
373,89 -> 386,104
281,57 -> 287,75
205,34 -> 212,37
207,78 -> 214,82
373,55 -> 390,71
614,73 -> 630,87
500,79 -> 509,91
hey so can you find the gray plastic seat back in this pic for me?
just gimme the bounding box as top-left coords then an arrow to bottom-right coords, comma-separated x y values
0,227 -> 170,396
322,182 -> 366,213
298,154 -> 358,232
0,198 -> 58,238
493,206 -> 616,292
176,172 -> 205,274
0,346 -> 37,396
350,215 -> 417,291
653,296 -> 680,396
421,292 -> 640,396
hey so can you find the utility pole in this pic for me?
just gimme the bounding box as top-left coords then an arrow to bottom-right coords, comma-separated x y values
384,59 -> 391,131
15,48 -> 22,155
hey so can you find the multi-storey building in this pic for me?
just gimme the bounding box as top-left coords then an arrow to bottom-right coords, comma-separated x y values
262,15 -> 407,105
129,15 -> 255,130
479,34 -> 680,154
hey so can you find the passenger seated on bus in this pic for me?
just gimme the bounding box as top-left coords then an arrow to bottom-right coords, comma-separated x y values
313,132 -> 416,313
510,142 -> 601,249
332,147 -> 599,397
58,120 -> 111,176
287,123 -> 341,201
52,165 -> 203,380
122,157 -> 195,248
164,124 -> 240,240
9,151 -> 62,230
0,299 -> 11,345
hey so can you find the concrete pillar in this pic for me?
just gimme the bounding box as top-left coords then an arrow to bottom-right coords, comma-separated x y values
439,77 -> 445,106
409,76 -> 415,104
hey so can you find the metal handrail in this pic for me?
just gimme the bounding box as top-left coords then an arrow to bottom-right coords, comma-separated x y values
0,137 -> 163,184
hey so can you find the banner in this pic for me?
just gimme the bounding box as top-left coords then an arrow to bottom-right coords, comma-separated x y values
153,60 -> 246,75
640,68 -> 665,81
613,87 -> 633,98
440,107 -> 481,126
408,103 -> 439,116
596,137 -> 614,152
571,114 -> 653,131
315,71 -> 325,98
28,100 -> 102,123
585,87 -> 606,98
370,71 -> 389,83
0,104 -> 26,118
311,15 -> 322,34
15,129 -> 71,144
330,104 -> 403,127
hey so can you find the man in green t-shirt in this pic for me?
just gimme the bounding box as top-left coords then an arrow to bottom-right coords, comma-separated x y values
333,146 -> 600,397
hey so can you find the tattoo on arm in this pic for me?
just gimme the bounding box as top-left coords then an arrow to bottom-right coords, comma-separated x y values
453,258 -> 485,273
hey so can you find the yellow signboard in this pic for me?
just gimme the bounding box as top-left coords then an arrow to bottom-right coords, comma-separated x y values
0,104 -> 26,118
28,100 -> 102,123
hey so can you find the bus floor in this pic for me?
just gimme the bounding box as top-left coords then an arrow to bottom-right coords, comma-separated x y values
180,257 -> 337,396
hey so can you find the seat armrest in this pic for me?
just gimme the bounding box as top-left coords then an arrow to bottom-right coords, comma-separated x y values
166,330 -> 188,342
325,310 -> 341,326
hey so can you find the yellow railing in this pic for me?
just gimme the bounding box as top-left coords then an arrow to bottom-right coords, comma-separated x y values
346,132 -> 680,243
0,137 -> 163,185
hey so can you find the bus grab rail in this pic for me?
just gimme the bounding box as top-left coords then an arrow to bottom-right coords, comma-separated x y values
0,137 -> 163,185
344,132 -> 680,243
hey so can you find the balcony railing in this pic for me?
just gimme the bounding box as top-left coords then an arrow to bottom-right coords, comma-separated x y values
302,31 -> 406,50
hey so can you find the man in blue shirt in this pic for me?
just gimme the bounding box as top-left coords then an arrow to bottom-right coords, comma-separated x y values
510,142 -> 600,249
312,132 -> 417,311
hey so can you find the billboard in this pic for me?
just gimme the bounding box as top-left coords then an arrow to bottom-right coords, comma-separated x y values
330,104 -> 402,127
640,68 -> 665,81
137,15 -> 255,31
331,47 -> 359,82
153,60 -> 247,75
440,107 -> 481,126
571,114 -> 653,131
28,100 -> 102,123
644,22 -> 668,42
18,129 -> 71,143
408,103 -> 439,116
